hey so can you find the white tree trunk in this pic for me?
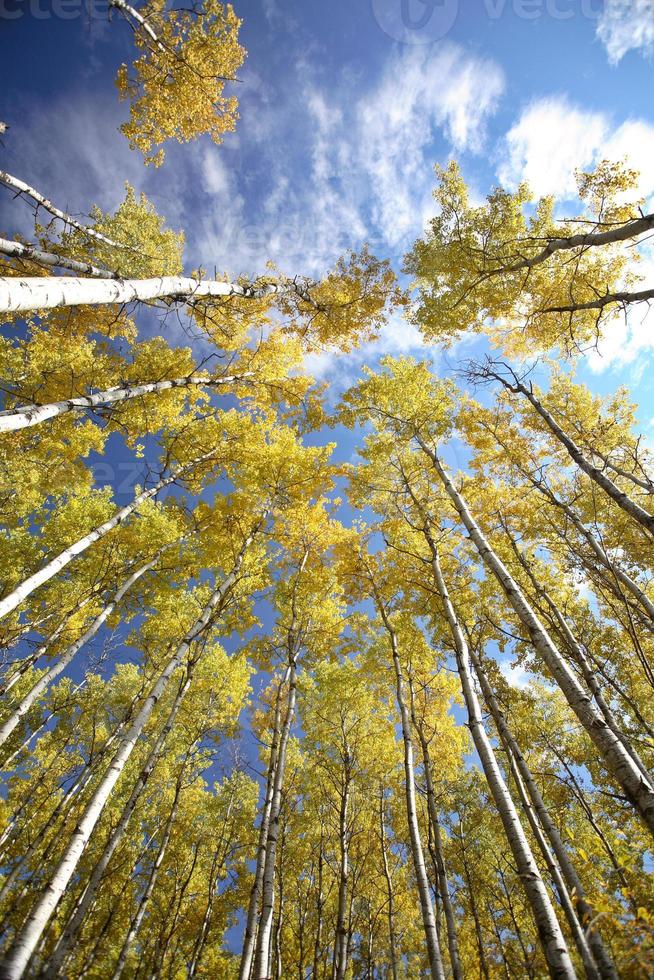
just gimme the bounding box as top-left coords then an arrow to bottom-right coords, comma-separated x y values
41,665 -> 194,978
112,776 -> 182,979
0,450 -> 215,621
252,655 -> 298,979
469,646 -> 618,980
333,772 -> 350,980
422,441 -> 654,838
427,538 -> 577,980
0,274 -> 289,315
0,170 -> 129,250
376,600 -> 445,980
0,237 -> 115,279
108,0 -> 167,53
238,668 -> 289,980
0,373 -> 252,433
0,557 -> 159,748
499,374 -> 654,536
0,526 -> 257,980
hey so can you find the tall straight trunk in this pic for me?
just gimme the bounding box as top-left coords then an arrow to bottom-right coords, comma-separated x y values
0,450 -> 214,621
0,613 -> 72,698
0,525 -> 257,980
0,556 -> 159,748
253,643 -> 301,978
0,170 -> 129,250
375,599 -> 445,980
426,538 -> 576,980
112,775 -> 183,980
312,834 -> 325,980
238,668 -> 289,980
108,0 -> 167,52
409,697 -> 463,980
0,373 -> 252,433
490,372 -> 654,536
378,788 -> 399,980
333,770 -> 351,980
0,237 -> 116,279
0,274 -> 296,315
41,664 -> 194,978
421,441 -> 654,837
469,645 -> 618,980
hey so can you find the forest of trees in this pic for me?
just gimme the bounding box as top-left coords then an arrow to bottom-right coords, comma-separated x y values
0,3 -> 652,978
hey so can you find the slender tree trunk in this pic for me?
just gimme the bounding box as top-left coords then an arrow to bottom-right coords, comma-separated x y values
411,711 -> 463,980
0,557 -> 159,749
523,464 -> 654,625
313,834 -> 324,980
0,274 -> 294,315
0,373 -> 252,433
333,770 -> 351,980
458,821 -> 489,980
469,645 -> 617,980
0,170 -> 129,250
41,664 -> 195,978
0,237 -> 116,279
238,668 -> 289,980
490,373 -> 654,535
426,538 -> 576,980
253,651 -> 299,978
112,775 -> 183,979
108,0 -> 167,53
543,287 -> 654,315
375,598 -> 445,980
422,442 -> 654,837
378,787 -> 399,980
0,525 -> 258,980
0,450 -> 214,621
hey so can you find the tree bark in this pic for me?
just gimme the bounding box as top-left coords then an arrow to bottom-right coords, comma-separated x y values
0,237 -> 116,279
378,787 -> 399,980
0,373 -> 252,433
0,524 -> 258,980
0,274 -> 298,315
0,449 -> 215,621
422,441 -> 654,837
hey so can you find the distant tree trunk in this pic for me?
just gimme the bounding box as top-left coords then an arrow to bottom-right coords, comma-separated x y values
457,818 -> 489,980
375,597 -> 446,980
112,773 -> 184,979
378,787 -> 399,980
408,680 -> 463,980
426,536 -> 576,980
469,644 -> 617,980
421,440 -> 654,838
0,170 -> 129,249
333,766 -> 352,980
0,237 -> 116,279
238,668 -> 289,980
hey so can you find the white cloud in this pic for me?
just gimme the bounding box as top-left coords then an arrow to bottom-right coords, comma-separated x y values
498,97 -> 654,204
498,97 -> 608,198
597,0 -> 654,64
498,659 -> 534,690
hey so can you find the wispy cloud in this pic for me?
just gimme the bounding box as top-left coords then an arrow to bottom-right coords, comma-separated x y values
597,0 -> 654,64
